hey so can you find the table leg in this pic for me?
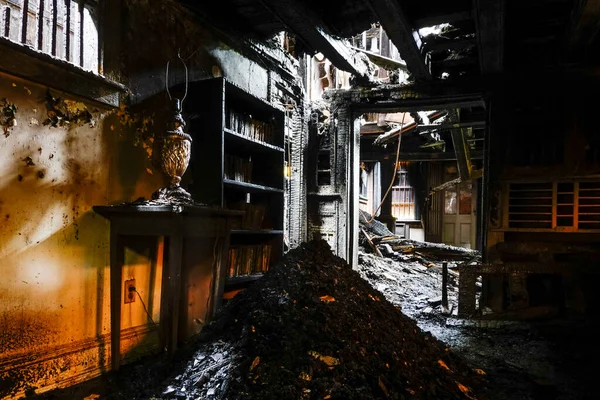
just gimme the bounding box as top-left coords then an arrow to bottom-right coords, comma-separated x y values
110,232 -> 123,370
160,234 -> 183,354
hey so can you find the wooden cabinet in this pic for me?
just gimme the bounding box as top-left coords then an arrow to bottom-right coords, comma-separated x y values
184,78 -> 284,296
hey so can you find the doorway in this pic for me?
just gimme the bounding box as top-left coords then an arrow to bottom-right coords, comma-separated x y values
442,165 -> 477,249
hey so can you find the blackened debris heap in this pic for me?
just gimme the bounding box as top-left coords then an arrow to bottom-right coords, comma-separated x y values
191,240 -> 482,399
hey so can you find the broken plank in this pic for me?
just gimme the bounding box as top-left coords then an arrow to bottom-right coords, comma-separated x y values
361,227 -> 383,257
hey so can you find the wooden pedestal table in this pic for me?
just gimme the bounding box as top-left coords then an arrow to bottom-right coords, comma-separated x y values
94,204 -> 243,371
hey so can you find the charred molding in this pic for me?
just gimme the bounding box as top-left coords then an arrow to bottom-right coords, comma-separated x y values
1,98 -> 17,137
43,90 -> 93,128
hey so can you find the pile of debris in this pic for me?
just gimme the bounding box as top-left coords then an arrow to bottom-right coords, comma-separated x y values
360,213 -> 479,264
358,211 -> 481,318
356,251 -> 462,319
117,240 -> 483,399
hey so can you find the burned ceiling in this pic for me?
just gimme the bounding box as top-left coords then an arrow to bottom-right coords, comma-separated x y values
175,0 -> 600,171
178,0 -> 600,82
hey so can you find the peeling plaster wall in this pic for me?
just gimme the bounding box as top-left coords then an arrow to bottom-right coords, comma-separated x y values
0,0 -> 308,396
0,73 -> 164,398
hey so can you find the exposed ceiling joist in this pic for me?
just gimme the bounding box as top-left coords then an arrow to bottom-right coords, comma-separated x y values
258,0 -> 373,82
414,11 -> 473,29
365,0 -> 432,81
355,99 -> 485,114
361,150 -> 484,162
473,0 -> 505,73
448,109 -> 472,180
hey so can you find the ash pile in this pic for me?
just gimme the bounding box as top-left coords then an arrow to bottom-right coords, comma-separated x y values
158,240 -> 482,399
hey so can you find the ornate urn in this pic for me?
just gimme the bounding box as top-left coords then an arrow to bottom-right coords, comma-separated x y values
153,98 -> 193,201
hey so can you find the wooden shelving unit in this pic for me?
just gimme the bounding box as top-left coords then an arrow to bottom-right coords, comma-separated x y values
184,78 -> 284,297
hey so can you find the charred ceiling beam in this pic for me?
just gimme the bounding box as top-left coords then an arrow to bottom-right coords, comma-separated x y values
351,46 -> 409,72
568,0 -> 600,59
353,98 -> 485,114
414,11 -> 473,29
258,0 -> 373,83
365,0 -> 432,81
448,109 -> 472,180
360,150 -> 484,162
324,78 -> 486,113
473,0 -> 505,74
429,168 -> 484,194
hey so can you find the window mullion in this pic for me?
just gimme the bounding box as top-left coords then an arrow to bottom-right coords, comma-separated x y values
78,0 -> 83,67
65,0 -> 71,60
51,0 -> 57,55
2,7 -> 9,38
21,0 -> 29,44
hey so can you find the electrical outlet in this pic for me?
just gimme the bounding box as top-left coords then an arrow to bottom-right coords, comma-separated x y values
124,279 -> 136,304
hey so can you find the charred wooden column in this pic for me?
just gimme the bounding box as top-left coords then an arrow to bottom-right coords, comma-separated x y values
442,262 -> 449,310
378,155 -> 397,233
458,267 -> 478,316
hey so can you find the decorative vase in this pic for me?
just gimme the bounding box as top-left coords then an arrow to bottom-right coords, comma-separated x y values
153,98 -> 193,202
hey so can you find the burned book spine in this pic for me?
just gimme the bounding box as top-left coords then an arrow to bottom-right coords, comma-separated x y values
227,108 -> 277,146
224,154 -> 253,183
226,244 -> 272,277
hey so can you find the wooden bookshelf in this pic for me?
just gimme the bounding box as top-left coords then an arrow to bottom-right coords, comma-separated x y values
183,78 -> 285,297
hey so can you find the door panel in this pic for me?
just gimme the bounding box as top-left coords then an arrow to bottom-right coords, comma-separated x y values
441,166 -> 477,249
460,223 -> 471,248
444,223 -> 455,244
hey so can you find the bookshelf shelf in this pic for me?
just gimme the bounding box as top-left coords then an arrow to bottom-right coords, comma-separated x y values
224,128 -> 284,153
224,179 -> 284,194
183,77 -> 284,298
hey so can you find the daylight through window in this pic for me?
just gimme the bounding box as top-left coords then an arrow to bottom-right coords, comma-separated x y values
0,0 -> 99,72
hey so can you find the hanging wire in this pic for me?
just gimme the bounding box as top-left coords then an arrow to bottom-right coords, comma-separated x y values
165,49 -> 189,104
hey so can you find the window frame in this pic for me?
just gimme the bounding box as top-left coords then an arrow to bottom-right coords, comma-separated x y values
0,0 -> 125,107
391,163 -> 418,222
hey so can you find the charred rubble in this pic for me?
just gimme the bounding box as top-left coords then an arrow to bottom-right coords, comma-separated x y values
356,220 -> 596,400
46,240 -> 484,400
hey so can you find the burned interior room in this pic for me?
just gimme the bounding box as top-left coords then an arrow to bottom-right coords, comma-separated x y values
1,0 -> 600,399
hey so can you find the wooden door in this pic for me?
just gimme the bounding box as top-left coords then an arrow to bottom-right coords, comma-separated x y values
442,180 -> 477,249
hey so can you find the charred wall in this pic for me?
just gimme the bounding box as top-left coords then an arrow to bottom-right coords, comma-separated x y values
478,72 -> 600,317
306,101 -> 356,262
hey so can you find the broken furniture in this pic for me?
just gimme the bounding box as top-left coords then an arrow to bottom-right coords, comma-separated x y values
183,78 -> 285,296
94,204 -> 243,370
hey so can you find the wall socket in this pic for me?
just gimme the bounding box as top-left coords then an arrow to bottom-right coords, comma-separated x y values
124,279 -> 136,304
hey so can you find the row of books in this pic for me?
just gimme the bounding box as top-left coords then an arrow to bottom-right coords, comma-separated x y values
227,245 -> 272,277
227,109 -> 278,145
224,154 -> 252,182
